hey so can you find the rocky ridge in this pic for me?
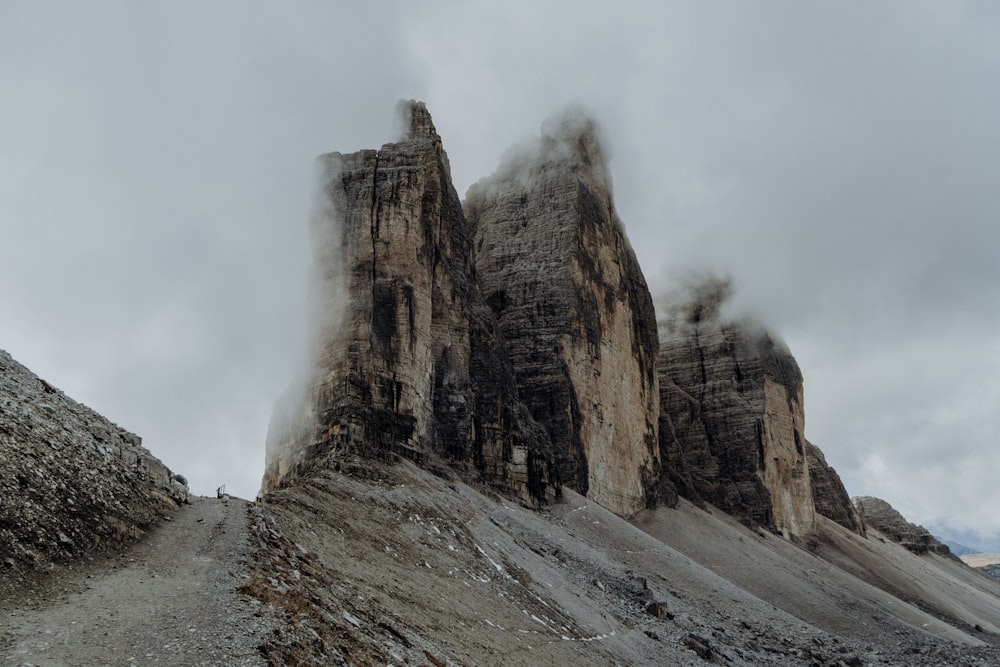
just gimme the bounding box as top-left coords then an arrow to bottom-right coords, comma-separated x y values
853,495 -> 952,556
656,279 -> 816,539
808,441 -> 866,535
0,349 -> 187,580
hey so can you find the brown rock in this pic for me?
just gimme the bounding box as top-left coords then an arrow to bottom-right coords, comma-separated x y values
465,111 -> 663,516
262,102 -> 557,505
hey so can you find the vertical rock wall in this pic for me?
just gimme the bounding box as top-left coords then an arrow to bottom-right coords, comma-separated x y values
656,281 -> 816,538
465,114 -> 662,516
263,103 -> 556,504
263,101 -> 863,533
806,441 -> 866,535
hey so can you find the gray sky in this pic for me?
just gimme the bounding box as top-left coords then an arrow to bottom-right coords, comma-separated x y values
3,2 -> 998,546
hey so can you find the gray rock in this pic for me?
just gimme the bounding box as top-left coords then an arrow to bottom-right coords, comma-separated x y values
656,277 -> 815,538
807,441 -> 865,535
853,496 -> 950,555
0,349 -> 183,572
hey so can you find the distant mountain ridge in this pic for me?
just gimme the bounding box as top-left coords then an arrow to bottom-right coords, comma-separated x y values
943,539 -> 978,557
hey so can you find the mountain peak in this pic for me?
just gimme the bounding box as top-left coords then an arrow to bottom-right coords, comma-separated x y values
396,99 -> 439,142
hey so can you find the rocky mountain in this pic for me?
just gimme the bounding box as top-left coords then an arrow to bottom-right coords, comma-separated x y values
807,441 -> 866,535
944,539 -> 978,557
656,278 -> 816,539
0,349 -> 187,579
853,496 -> 952,556
6,102 -> 1000,666
240,103 -> 1000,664
465,112 -> 662,515
262,102 -> 557,506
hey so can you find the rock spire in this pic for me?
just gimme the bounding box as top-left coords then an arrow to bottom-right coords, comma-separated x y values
465,110 -> 663,516
262,101 -> 557,505
265,101 -> 864,535
656,278 -> 816,538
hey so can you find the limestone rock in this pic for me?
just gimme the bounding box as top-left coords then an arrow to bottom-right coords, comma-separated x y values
0,349 -> 183,570
806,440 -> 865,535
853,496 -> 951,555
262,102 -> 557,505
465,111 -> 663,516
656,278 -> 815,538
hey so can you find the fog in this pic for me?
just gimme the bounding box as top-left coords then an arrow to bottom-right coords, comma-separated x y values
4,2 -> 1000,547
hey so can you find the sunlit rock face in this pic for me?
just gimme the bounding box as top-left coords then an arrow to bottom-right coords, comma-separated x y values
262,102 -> 557,505
807,440 -> 866,535
656,279 -> 816,538
465,113 -> 663,516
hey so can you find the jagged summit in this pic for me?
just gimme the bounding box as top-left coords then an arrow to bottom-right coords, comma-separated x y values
397,99 -> 438,141
263,102 -> 557,504
466,109 -> 661,516
265,102 -> 867,530
539,108 -> 610,176
466,107 -> 614,211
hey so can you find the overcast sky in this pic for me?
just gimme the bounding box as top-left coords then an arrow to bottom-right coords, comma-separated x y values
3,2 -> 998,547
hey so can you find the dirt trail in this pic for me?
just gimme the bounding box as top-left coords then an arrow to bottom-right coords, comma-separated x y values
1,496 -> 272,667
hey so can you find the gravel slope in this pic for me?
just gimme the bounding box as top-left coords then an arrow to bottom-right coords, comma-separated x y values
1,496 -> 273,667
240,457 -> 1000,666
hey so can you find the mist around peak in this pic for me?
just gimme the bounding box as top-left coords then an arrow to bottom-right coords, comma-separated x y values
655,270 -> 791,356
464,103 -> 615,206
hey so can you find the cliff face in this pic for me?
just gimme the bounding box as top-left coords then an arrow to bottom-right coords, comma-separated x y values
656,280 -> 815,538
262,102 -> 556,505
807,441 -> 866,535
264,102 -> 867,532
0,350 -> 186,570
464,114 -> 662,516
853,496 -> 951,555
